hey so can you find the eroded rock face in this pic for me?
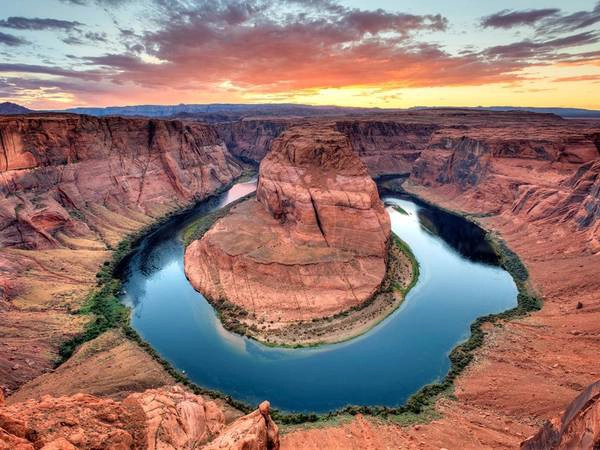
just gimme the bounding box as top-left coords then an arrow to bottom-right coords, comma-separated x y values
185,125 -> 390,323
204,401 -> 279,450
0,113 -> 242,250
408,111 -> 600,251
0,385 -> 278,450
521,380 -> 600,450
216,118 -> 291,163
0,113 -> 243,395
335,120 -> 438,175
257,126 -> 390,257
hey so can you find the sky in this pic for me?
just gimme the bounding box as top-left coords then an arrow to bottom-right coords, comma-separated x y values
0,0 -> 599,109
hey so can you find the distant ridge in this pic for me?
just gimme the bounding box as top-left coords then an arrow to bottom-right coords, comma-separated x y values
62,103 -> 382,118
486,106 -> 600,118
0,102 -> 32,115
409,105 -> 600,118
62,103 -> 600,119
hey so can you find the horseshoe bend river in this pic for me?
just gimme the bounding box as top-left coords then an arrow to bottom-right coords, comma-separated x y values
119,178 -> 517,413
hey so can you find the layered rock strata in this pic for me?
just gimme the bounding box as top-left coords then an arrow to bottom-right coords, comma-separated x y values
185,125 -> 390,324
0,113 -> 242,393
0,113 -> 242,250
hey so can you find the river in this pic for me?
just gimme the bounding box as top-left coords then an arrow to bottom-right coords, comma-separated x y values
119,178 -> 517,412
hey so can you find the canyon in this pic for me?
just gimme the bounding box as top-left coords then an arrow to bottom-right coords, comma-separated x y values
0,108 -> 599,448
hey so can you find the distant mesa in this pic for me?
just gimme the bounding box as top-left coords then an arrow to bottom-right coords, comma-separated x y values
184,125 -> 391,327
62,103 -> 600,119
0,102 -> 32,115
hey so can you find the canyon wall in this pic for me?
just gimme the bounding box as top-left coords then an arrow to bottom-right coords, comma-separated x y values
407,111 -> 600,250
0,113 -> 242,395
0,113 -> 242,250
334,120 -> 438,175
216,118 -> 293,163
216,116 -> 439,175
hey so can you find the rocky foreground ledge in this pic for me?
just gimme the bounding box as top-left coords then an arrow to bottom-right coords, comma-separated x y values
0,385 -> 279,449
184,125 -> 410,345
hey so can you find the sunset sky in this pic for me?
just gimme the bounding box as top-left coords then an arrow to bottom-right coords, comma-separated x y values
1,0 -> 599,109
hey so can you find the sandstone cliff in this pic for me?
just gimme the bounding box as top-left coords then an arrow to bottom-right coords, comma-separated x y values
408,112 -> 600,250
216,118 -> 292,163
216,116 -> 439,176
185,125 -> 390,325
521,380 -> 600,449
335,120 -> 438,175
0,113 -> 242,249
0,385 -> 279,450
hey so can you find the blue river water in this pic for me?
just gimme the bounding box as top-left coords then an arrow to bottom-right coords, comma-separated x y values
120,179 -> 517,412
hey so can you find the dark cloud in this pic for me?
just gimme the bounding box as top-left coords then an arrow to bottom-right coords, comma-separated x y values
540,1 -> 600,32
127,43 -> 145,53
84,31 -> 108,42
83,53 -> 148,71
481,3 -> 600,36
0,31 -> 27,46
63,31 -> 109,45
0,63 -> 105,80
481,8 -> 559,28
485,31 -> 600,60
62,36 -> 84,45
0,17 -> 82,31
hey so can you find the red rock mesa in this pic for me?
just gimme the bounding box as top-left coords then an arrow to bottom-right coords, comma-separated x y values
185,125 -> 390,324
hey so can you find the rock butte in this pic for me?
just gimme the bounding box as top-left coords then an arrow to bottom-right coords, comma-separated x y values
184,125 -> 391,323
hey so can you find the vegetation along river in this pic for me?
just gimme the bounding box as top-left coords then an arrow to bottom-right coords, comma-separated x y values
119,178 -> 517,412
